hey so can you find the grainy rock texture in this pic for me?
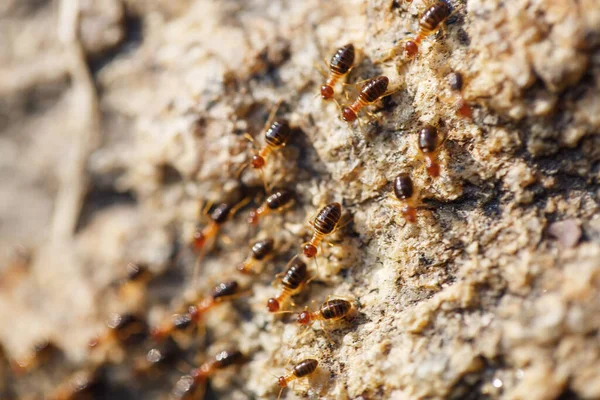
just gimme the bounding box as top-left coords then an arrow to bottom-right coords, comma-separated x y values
0,0 -> 599,399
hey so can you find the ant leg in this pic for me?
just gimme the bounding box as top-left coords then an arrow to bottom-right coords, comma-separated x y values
259,168 -> 271,195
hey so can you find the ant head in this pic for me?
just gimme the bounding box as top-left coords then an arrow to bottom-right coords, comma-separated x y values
303,244 -> 318,258
342,106 -> 357,123
404,41 -> 418,58
320,85 -> 334,100
247,210 -> 259,225
277,376 -> 287,388
426,163 -> 441,178
297,311 -> 311,325
251,155 -> 265,169
267,298 -> 280,312
192,231 -> 205,251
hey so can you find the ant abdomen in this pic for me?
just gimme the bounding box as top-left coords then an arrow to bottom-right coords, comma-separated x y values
264,121 -> 292,149
393,173 -> 417,223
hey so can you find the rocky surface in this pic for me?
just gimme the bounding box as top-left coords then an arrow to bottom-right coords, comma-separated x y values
0,0 -> 599,399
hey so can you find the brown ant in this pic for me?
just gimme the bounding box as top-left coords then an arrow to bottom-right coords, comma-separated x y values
88,313 -> 148,351
237,238 -> 275,274
151,280 -> 244,341
171,349 -> 245,400
190,198 -> 250,285
393,173 -> 419,223
446,71 -> 472,118
341,76 -> 390,123
303,202 -> 343,258
297,297 -> 355,327
404,1 -> 453,58
191,201 -> 249,252
276,358 -> 319,400
418,124 -> 446,178
267,256 -> 309,313
380,1 -> 453,61
248,189 -> 294,225
319,43 -> 356,100
237,102 -> 293,192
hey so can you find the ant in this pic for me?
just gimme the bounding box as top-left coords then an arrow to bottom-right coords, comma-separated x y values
446,71 -> 472,118
319,43 -> 356,100
297,297 -> 355,328
418,124 -> 446,178
341,76 -> 391,123
248,189 -> 294,225
393,173 -> 419,223
303,202 -> 343,258
238,102 -> 293,192
88,313 -> 148,351
190,198 -> 250,285
151,280 -> 244,341
276,358 -> 319,400
380,1 -> 453,61
267,256 -> 309,313
171,349 -> 245,400
237,238 -> 275,274
404,1 -> 453,58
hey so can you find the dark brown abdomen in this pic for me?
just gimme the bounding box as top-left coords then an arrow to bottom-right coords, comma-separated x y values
330,44 -> 355,76
314,202 -> 342,235
293,359 -> 318,377
265,121 -> 292,148
251,239 -> 274,260
320,299 -> 352,320
266,190 -> 294,210
359,76 -> 389,104
420,1 -> 452,34
281,257 -> 307,289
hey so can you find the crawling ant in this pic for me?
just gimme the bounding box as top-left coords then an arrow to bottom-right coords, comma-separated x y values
393,173 -> 419,223
171,349 -> 245,400
237,238 -> 275,274
341,76 -> 390,123
151,280 -> 244,341
447,71 -> 472,118
276,358 -> 319,400
191,199 -> 250,285
238,102 -> 293,192
418,124 -> 445,177
191,201 -> 248,252
248,189 -> 294,225
404,1 -> 453,58
88,313 -> 148,351
303,202 -> 343,258
297,297 -> 355,327
267,256 -> 309,312
320,43 -> 356,100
